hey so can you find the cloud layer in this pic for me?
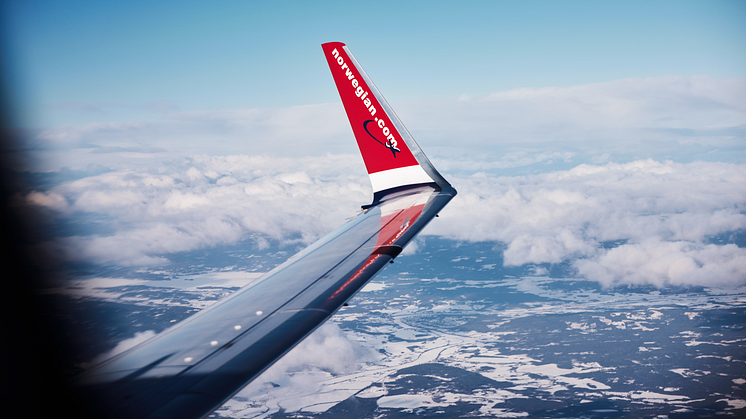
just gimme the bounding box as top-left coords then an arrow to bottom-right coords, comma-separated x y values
33,154 -> 369,265
429,160 -> 746,287
26,76 -> 746,173
27,154 -> 746,288
20,75 -> 746,288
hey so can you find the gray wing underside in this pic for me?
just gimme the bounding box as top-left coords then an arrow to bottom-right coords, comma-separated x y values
76,184 -> 456,419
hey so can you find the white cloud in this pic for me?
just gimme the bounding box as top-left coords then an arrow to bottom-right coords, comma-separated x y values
428,160 -> 746,287
60,220 -> 243,266
418,75 -> 746,138
34,154 -> 746,289
217,322 -> 379,418
22,76 -> 746,288
267,322 -> 373,376
92,330 -> 157,365
26,76 -> 745,173
482,76 -> 746,129
30,103 -> 354,166
26,191 -> 68,211
398,76 -> 746,172
400,238 -> 422,256
36,121 -> 150,146
576,240 -> 746,288
45,154 -> 369,266
235,322 -> 377,400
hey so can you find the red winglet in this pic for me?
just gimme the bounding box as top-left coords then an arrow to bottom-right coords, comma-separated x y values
322,42 -> 435,194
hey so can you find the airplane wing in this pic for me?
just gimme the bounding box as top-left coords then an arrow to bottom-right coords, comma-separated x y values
74,42 -> 456,419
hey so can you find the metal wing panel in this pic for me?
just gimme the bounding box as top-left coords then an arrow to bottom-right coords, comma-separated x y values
76,185 -> 455,419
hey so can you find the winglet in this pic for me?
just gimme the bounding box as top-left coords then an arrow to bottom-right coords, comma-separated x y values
322,42 -> 451,204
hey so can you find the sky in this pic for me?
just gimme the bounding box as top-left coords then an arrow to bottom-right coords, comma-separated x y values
3,0 -> 745,290
4,0 -> 745,126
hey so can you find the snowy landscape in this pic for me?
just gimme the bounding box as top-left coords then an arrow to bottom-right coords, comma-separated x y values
46,236 -> 746,418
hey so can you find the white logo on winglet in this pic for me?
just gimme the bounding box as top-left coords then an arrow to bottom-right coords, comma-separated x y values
331,48 -> 401,155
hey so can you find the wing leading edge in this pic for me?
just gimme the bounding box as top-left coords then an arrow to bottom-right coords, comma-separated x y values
74,43 -> 456,419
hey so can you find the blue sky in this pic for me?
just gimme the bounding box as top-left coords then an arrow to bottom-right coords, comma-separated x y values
3,0 -> 745,127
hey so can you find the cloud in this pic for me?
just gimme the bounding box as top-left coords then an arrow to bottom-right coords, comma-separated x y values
27,76 -> 745,173
21,76 -> 746,288
428,159 -> 746,287
267,322 -> 373,376
399,76 -> 746,171
92,330 -> 157,365
90,145 -> 167,154
31,103 -> 353,160
400,238 -> 422,256
44,154 -> 369,266
36,121 -> 151,147
433,150 -> 577,172
234,322 -> 377,401
420,75 -> 746,139
575,240 -> 746,288
32,152 -> 746,288
26,191 -> 68,211
482,76 -> 746,129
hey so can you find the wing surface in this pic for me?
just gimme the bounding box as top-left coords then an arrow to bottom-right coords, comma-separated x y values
322,42 -> 452,203
74,43 -> 456,419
